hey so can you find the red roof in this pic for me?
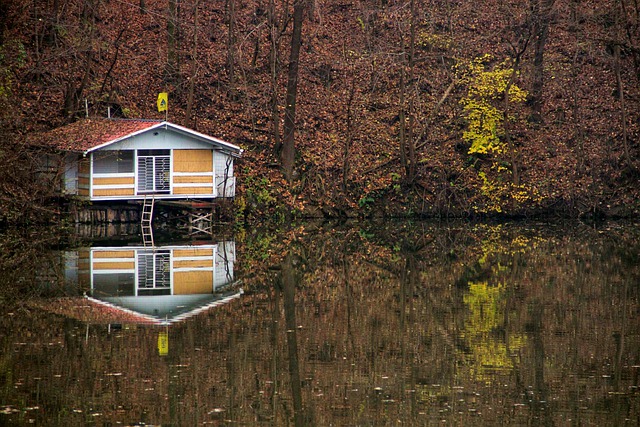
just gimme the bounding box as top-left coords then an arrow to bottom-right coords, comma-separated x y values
26,118 -> 163,152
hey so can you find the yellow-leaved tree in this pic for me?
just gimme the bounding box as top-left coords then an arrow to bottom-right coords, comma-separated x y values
457,55 -> 540,213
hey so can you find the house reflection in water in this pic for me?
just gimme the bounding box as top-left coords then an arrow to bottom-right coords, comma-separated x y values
80,242 -> 241,325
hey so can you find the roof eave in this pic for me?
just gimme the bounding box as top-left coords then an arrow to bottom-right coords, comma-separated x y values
163,122 -> 243,155
82,121 -> 243,156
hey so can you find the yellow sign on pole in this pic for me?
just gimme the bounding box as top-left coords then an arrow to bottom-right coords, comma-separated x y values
158,331 -> 169,356
157,92 -> 168,112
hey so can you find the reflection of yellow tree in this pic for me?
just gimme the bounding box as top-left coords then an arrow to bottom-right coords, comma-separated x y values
461,280 -> 526,382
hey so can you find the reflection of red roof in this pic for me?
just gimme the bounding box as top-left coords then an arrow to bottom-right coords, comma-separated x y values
29,297 -> 159,325
29,291 -> 244,326
25,118 -> 162,152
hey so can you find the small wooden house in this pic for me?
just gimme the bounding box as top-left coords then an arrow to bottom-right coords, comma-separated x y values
31,118 -> 242,201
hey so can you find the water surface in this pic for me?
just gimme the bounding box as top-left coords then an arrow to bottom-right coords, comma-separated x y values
0,221 -> 638,425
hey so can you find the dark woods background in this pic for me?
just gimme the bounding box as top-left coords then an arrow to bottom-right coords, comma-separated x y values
0,0 -> 638,223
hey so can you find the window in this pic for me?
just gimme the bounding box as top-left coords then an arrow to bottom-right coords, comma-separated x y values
137,151 -> 171,194
93,150 -> 134,174
137,250 -> 171,295
93,273 -> 135,296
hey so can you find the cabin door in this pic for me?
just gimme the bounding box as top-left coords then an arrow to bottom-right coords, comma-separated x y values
137,150 -> 170,194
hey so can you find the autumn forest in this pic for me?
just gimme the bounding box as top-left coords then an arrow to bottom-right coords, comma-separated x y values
0,0 -> 639,222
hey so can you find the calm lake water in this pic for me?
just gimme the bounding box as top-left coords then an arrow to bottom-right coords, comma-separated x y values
0,221 -> 639,426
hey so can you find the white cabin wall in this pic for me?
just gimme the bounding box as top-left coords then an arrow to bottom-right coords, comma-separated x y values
63,153 -> 80,195
213,151 -> 233,177
213,151 -> 235,197
214,241 -> 236,288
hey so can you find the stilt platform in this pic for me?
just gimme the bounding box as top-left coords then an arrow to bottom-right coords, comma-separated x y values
154,199 -> 219,236
130,198 -> 233,239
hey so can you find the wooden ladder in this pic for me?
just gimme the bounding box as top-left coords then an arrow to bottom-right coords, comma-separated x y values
141,195 -> 155,247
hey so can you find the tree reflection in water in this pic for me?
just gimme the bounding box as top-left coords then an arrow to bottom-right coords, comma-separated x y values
0,221 -> 638,425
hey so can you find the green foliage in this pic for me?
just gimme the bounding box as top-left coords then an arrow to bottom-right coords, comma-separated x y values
357,229 -> 374,240
239,172 -> 289,223
0,40 -> 27,103
0,40 -> 27,68
390,172 -> 401,193
0,50 -> 14,100
357,194 -> 375,210
244,174 -> 276,207
243,229 -> 278,262
457,55 -> 527,156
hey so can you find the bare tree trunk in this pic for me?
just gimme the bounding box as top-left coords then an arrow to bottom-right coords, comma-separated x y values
399,51 -> 408,178
269,277 -> 281,423
529,0 -> 555,124
399,0 -> 417,185
571,41 -> 585,174
226,0 -> 237,92
64,0 -> 97,119
342,79 -> 356,191
281,0 -> 305,182
504,41 -> 530,186
269,0 -> 282,154
186,0 -> 199,126
281,252 -> 304,426
613,0 -> 632,167
99,27 -> 126,97
619,0 -> 640,82
251,4 -> 264,69
614,43 -> 631,167
167,0 -> 179,82
407,0 -> 417,184
503,82 -> 521,186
